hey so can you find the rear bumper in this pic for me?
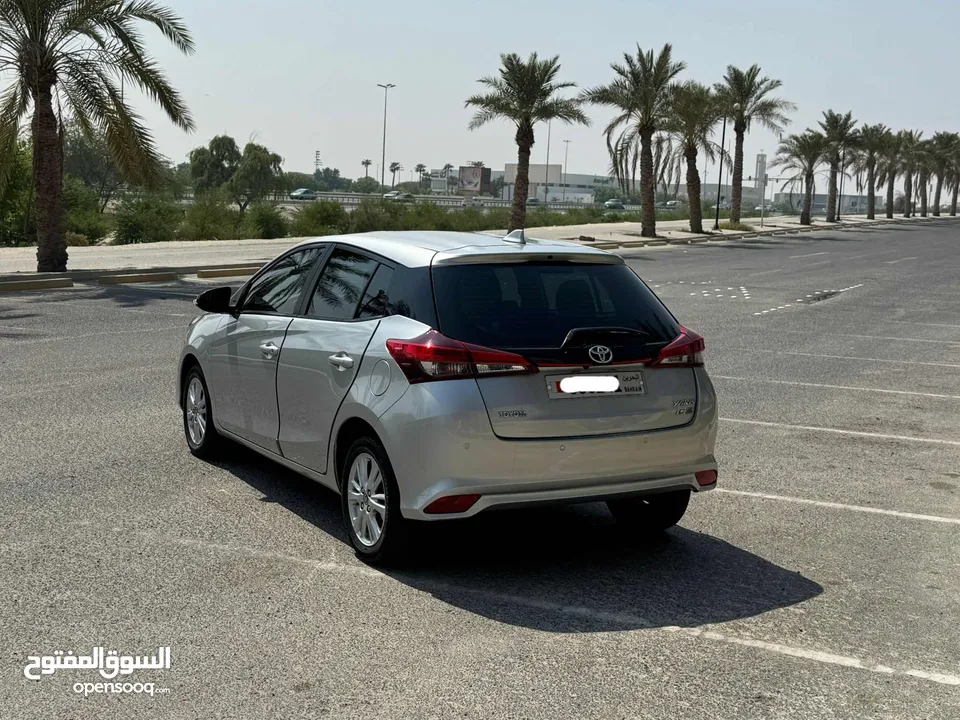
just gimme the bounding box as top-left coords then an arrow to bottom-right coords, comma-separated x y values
378,368 -> 719,521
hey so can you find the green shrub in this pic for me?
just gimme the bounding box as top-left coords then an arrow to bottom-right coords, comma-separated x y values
64,231 -> 90,247
178,190 -> 239,241
290,200 -> 350,236
348,200 -> 404,233
114,195 -> 182,244
719,221 -> 755,232
66,210 -> 110,242
242,203 -> 288,239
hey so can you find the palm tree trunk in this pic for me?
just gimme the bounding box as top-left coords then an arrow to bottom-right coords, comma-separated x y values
951,180 -> 959,216
639,131 -> 656,237
886,176 -> 895,219
33,85 -> 67,272
933,174 -> 943,216
509,123 -> 534,232
801,172 -> 813,225
903,173 -> 912,218
826,161 -> 838,223
866,162 -> 876,220
684,147 -> 703,234
730,129 -> 745,224
919,172 -> 928,217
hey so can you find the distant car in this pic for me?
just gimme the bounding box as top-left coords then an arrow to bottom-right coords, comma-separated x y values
383,191 -> 415,203
382,191 -> 400,200
754,204 -> 777,212
461,197 -> 484,208
604,199 -> 625,210
654,201 -> 669,210
290,188 -> 317,201
526,197 -> 541,207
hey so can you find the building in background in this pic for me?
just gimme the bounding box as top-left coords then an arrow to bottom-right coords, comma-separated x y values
754,154 -> 767,189
502,164 -> 609,203
773,192 -> 872,214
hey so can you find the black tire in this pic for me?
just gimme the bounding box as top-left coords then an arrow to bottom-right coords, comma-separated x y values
340,436 -> 409,565
182,365 -> 222,459
606,490 -> 690,534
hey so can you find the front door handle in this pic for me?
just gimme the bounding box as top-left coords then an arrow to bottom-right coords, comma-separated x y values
328,352 -> 355,371
260,341 -> 279,360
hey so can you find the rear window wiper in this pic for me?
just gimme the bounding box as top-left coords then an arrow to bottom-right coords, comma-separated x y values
561,326 -> 654,348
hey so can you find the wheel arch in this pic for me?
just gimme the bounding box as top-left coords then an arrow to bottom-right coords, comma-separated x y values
333,415 -> 389,494
178,353 -> 201,408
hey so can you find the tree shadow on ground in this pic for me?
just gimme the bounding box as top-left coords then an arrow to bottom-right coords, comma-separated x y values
211,442 -> 823,633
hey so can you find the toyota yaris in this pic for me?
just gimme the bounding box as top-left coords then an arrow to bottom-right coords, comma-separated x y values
178,231 -> 718,563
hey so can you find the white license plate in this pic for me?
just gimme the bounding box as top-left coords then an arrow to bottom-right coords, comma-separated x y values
546,372 -> 646,399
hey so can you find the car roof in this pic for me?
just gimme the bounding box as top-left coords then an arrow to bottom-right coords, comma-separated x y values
292,230 -> 620,268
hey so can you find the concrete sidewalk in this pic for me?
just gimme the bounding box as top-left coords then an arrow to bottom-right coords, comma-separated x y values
0,214 -> 953,278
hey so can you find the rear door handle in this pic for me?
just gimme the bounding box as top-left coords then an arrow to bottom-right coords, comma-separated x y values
260,341 -> 279,360
328,352 -> 355,371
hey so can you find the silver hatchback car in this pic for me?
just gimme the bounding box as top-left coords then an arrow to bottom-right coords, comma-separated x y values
178,231 -> 718,562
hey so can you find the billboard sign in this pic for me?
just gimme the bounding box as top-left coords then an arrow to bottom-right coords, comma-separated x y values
458,166 -> 482,193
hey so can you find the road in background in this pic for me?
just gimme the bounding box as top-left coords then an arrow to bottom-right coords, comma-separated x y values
1,223 -> 958,718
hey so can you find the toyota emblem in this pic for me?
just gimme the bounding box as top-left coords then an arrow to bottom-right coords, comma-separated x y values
588,345 -> 613,364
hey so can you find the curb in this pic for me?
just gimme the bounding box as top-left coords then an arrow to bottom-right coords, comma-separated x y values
98,272 -> 179,285
0,261 -> 266,285
196,267 -> 260,279
0,277 -> 74,292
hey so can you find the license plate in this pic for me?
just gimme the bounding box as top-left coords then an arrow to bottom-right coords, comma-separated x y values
546,371 -> 646,399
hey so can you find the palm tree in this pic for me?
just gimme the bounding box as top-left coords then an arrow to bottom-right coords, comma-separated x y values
0,0 -> 194,271
714,65 -> 795,224
897,131 -> 923,217
469,160 -> 485,167
818,111 -> 859,222
362,159 -> 372,177
915,139 -> 935,217
414,162 -> 427,187
876,131 -> 902,219
664,82 -> 722,233
466,52 -> 589,231
388,161 -> 401,188
772,131 -> 826,226
583,43 -> 685,237
948,143 -> 960,216
929,132 -> 959,216
851,124 -> 888,219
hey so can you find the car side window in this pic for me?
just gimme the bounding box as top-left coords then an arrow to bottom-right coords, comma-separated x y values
307,247 -> 379,320
357,264 -> 395,319
242,247 -> 323,315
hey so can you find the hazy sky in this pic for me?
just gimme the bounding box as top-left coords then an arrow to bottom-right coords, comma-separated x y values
136,0 -> 960,184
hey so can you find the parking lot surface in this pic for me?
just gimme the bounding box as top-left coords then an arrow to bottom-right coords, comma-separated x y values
1,222 -> 958,718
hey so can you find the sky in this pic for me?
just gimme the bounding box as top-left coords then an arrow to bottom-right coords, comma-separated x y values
133,0 -> 960,186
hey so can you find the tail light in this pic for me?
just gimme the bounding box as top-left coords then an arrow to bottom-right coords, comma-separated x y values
385,330 -> 537,383
649,327 -> 705,368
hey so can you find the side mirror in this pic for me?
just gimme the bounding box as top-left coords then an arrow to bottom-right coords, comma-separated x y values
195,286 -> 235,315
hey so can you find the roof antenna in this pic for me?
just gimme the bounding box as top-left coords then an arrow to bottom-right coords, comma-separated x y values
503,228 -> 526,244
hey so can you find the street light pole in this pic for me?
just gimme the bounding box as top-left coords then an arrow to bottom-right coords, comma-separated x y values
544,120 -> 552,203
377,83 -> 395,191
837,147 -> 846,221
713,103 -> 740,230
562,140 -> 571,202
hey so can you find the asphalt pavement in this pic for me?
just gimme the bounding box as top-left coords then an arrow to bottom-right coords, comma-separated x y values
1,222 -> 958,719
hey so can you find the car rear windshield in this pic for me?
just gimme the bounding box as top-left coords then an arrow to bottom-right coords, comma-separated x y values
431,262 -> 680,353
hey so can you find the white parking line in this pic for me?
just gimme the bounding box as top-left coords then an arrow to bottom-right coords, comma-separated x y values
752,349 -> 960,369
713,376 -> 960,400
712,489 -> 960,525
885,257 -> 918,264
773,330 -> 960,346
789,251 -> 829,259
52,527 -> 960,688
746,268 -> 784,276
891,320 -> 960,329
720,417 -> 960,447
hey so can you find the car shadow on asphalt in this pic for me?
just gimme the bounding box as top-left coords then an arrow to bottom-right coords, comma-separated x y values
212,442 -> 823,632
